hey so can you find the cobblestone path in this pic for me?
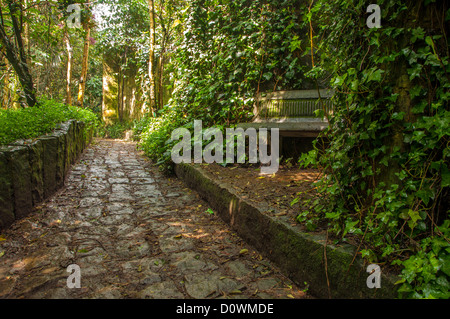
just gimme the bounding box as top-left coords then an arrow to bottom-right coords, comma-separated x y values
0,139 -> 309,299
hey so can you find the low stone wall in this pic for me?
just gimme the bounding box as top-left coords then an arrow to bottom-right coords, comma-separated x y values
0,120 -> 93,230
175,163 -> 400,299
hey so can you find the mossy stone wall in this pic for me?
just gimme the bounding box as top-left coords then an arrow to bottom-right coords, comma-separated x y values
0,120 -> 93,230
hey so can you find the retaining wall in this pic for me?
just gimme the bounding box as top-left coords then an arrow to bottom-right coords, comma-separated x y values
175,163 -> 400,299
0,120 -> 93,230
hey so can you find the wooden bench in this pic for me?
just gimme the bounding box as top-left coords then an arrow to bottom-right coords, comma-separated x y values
237,89 -> 334,137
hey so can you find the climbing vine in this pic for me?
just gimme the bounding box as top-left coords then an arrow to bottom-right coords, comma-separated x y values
299,0 -> 449,298
139,0 -> 313,171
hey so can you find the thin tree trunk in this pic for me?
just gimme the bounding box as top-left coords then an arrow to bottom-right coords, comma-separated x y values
158,53 -> 164,109
148,0 -> 156,114
77,1 -> 91,107
77,24 -> 90,106
1,56 -> 12,108
64,27 -> 73,105
22,0 -> 31,66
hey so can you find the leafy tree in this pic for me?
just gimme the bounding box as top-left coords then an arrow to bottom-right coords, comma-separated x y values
0,0 -> 37,107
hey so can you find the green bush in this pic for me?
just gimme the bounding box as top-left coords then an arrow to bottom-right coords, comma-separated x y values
0,99 -> 99,145
136,111 -> 184,173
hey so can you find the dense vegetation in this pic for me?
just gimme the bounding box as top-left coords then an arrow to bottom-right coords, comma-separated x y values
1,0 -> 448,298
0,100 -> 98,145
138,0 -> 315,171
300,0 -> 449,299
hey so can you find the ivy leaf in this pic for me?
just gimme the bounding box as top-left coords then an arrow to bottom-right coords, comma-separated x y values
263,72 -> 273,81
343,219 -> 362,237
332,74 -> 347,87
425,36 -> 438,56
441,165 -> 450,188
410,27 -> 425,43
391,112 -> 405,121
440,255 -> 450,277
289,36 -> 302,52
415,189 -> 434,206
368,69 -> 384,82
408,63 -> 424,80
406,210 -> 422,230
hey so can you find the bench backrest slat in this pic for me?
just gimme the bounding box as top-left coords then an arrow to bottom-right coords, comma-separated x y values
255,89 -> 334,119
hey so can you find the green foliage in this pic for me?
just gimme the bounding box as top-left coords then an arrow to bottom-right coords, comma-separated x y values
137,111 -> 185,172
296,0 -> 449,298
98,121 -> 134,139
137,0 -> 312,173
0,99 -> 99,145
393,220 -> 450,299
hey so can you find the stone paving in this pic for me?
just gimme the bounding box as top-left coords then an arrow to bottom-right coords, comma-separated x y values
0,139 -> 309,299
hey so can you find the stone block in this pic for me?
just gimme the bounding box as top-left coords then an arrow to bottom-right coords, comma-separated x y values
49,130 -> 67,188
7,139 -> 45,206
67,120 -> 77,166
27,140 -> 45,206
0,150 -> 15,229
5,146 -> 33,219
58,120 -> 75,174
40,136 -> 58,198
77,121 -> 86,152
74,122 -> 82,158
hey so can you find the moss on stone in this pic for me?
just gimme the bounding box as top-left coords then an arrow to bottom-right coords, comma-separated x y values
175,162 -> 400,299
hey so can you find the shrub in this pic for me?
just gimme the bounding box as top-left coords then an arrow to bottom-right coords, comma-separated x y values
0,99 -> 99,145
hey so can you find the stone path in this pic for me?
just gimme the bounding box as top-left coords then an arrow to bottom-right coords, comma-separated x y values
0,139 -> 309,299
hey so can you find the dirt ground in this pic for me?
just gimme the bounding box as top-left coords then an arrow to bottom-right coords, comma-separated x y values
199,162 -> 322,231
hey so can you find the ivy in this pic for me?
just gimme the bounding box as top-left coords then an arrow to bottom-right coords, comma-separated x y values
298,0 -> 449,298
138,0 -> 312,171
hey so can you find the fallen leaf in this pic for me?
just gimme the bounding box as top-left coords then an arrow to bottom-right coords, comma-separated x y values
287,294 -> 295,299
239,249 -> 249,255
275,211 -> 287,217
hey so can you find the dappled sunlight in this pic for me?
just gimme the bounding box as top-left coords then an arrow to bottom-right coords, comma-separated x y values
0,0 -> 447,301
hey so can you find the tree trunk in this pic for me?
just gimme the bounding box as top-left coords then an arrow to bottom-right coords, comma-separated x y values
77,23 -> 91,107
148,0 -> 156,114
0,1 -> 36,107
1,56 -> 12,108
158,53 -> 165,109
64,27 -> 73,105
22,0 -> 31,66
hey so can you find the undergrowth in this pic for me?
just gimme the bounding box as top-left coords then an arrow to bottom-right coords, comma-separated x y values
0,99 -> 99,145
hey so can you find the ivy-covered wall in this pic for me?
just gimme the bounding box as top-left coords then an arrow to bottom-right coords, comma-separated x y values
299,0 -> 449,298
